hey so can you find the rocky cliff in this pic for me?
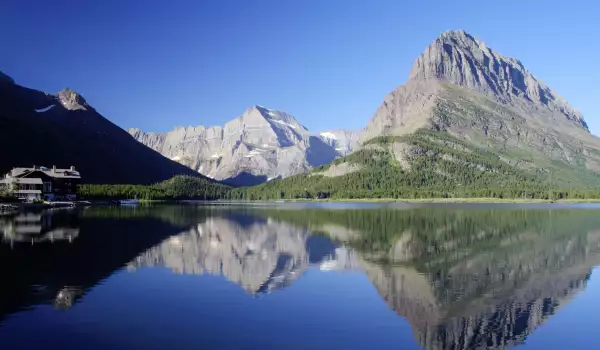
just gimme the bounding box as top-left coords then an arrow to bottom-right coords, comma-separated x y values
130,106 -> 357,186
358,30 -> 600,185
410,30 -> 587,129
318,130 -> 361,156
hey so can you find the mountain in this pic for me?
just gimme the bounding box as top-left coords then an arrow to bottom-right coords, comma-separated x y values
129,106 -> 358,186
318,130 -> 361,156
238,30 -> 600,199
361,30 -> 600,182
0,74 -> 206,184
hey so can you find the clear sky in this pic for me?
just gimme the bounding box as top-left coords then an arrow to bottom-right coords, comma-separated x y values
2,0 -> 599,134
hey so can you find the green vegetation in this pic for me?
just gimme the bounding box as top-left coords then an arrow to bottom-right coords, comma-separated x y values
78,130 -> 600,201
432,84 -> 600,187
79,175 -> 230,200
250,207 -> 600,268
0,178 -> 16,202
227,129 -> 600,200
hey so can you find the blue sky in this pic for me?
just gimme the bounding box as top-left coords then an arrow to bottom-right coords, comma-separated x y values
2,0 -> 599,134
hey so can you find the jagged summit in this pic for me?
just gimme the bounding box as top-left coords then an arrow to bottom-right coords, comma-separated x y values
354,30 -> 600,186
409,30 -> 587,130
57,88 -> 89,111
129,105 -> 347,185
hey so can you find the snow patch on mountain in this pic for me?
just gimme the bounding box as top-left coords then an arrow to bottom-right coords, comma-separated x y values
245,148 -> 267,158
129,105 -> 356,185
270,119 -> 297,129
35,105 -> 56,113
320,132 -> 337,140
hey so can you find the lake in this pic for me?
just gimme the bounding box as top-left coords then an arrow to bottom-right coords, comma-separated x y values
1,203 -> 600,350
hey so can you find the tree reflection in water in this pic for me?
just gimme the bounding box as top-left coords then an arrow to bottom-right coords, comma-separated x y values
2,205 -> 600,350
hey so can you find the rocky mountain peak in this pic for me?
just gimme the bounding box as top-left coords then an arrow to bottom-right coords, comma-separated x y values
129,105 -> 349,185
57,88 -> 89,111
252,105 -> 308,130
409,30 -> 588,130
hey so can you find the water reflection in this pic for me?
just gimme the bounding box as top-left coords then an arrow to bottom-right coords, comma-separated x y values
0,209 -> 80,244
0,206 -> 203,320
129,217 -> 357,294
1,205 -> 600,350
259,207 -> 600,350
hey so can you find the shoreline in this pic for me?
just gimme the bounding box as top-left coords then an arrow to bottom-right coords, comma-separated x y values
208,198 -> 600,204
5,198 -> 600,210
298,198 -> 600,204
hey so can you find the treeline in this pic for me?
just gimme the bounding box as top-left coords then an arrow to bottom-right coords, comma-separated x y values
225,130 -> 552,200
78,176 -> 600,201
78,130 -> 600,201
79,175 -> 229,200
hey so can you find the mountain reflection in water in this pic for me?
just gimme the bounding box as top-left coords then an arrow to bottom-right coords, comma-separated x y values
1,205 -> 600,350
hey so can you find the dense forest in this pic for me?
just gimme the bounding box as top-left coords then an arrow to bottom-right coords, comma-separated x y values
78,175 -> 230,200
227,129 -> 600,200
77,130 -> 600,201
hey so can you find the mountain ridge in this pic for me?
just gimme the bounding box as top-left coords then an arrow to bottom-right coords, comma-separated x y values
0,74 -> 209,184
409,29 -> 587,130
232,30 -> 600,199
358,29 -> 600,186
129,105 -> 359,185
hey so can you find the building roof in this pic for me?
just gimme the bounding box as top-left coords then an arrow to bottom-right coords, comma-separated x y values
9,166 -> 81,179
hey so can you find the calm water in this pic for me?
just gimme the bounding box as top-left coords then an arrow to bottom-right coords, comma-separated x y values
2,203 -> 600,350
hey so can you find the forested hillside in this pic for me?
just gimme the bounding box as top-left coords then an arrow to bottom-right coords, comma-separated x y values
78,129 -> 600,201
229,129 -> 582,200
79,176 -> 230,200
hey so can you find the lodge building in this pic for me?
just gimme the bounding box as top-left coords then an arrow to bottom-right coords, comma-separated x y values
1,165 -> 82,201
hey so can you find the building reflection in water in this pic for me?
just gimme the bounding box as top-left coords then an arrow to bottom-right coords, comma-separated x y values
0,209 -> 80,245
53,286 -> 84,310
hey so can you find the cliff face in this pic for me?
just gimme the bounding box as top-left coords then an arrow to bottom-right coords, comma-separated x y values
360,30 -> 600,185
409,30 -> 586,130
129,106 -> 352,186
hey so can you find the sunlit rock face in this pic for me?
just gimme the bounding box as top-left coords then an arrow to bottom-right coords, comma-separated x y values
129,106 -> 357,186
361,30 -> 600,181
409,30 -> 586,129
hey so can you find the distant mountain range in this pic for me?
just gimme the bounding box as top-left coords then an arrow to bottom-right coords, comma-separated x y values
0,76 -> 207,184
236,30 -> 600,198
129,106 -> 359,186
2,29 -> 599,192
